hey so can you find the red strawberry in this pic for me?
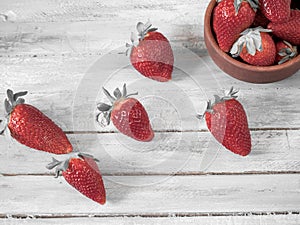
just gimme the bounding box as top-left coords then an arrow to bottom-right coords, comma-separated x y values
259,0 -> 291,23
96,84 -> 154,142
230,27 -> 276,66
126,21 -> 174,82
213,0 -> 258,52
1,89 -> 72,154
197,88 -> 251,156
275,40 -> 298,64
291,9 -> 300,17
47,153 -> 106,205
268,10 -> 300,45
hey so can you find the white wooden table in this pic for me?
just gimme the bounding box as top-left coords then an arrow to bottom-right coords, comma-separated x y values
0,0 -> 300,224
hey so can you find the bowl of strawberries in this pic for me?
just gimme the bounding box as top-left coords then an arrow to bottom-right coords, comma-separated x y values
204,0 -> 300,83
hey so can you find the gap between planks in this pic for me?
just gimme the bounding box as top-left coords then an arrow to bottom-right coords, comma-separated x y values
0,128 -> 300,136
62,127 -> 300,134
1,129 -> 298,174
2,171 -> 300,177
0,211 -> 299,219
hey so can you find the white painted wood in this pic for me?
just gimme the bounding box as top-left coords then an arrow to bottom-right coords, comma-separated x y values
1,0 -> 299,222
0,21 -> 206,55
0,130 -> 299,175
0,0 -> 209,55
0,0 -> 210,23
0,54 -> 299,131
0,174 -> 299,214
1,215 -> 300,225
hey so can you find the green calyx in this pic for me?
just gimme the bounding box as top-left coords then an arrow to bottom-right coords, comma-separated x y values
196,87 -> 238,119
230,26 -> 272,57
233,0 -> 258,14
217,0 -> 258,13
0,89 -> 28,135
125,32 -> 137,56
136,20 -> 158,40
4,89 -> 28,115
278,41 -> 298,65
46,152 -> 99,178
125,20 -> 158,56
96,83 -> 138,127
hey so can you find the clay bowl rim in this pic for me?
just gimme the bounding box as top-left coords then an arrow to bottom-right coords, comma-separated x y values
204,0 -> 300,73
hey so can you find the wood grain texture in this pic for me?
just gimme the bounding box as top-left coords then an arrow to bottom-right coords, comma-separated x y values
0,54 -> 299,132
1,0 -> 300,223
1,214 -> 300,225
0,0 -> 209,22
0,130 -> 299,175
0,174 -> 299,214
0,0 -> 209,56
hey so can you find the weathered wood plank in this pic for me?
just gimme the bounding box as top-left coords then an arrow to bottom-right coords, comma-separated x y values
0,22 -> 206,56
0,174 -> 299,214
1,214 -> 300,225
0,21 -> 206,55
0,0 -> 210,23
0,130 -> 299,175
0,54 -> 299,131
0,0 -> 298,222
0,0 -> 209,55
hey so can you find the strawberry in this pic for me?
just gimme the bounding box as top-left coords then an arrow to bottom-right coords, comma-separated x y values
47,153 -> 106,205
230,27 -> 276,66
291,9 -> 300,17
126,21 -> 174,82
1,89 -> 72,154
259,0 -> 291,23
197,88 -> 251,156
275,40 -> 298,64
96,84 -> 154,142
212,0 -> 258,52
268,10 -> 300,45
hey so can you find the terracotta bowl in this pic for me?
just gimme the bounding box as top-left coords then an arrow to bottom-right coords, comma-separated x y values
204,0 -> 300,83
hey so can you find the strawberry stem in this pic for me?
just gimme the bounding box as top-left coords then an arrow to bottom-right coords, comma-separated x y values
13,91 -> 27,101
102,87 -> 116,103
4,99 -> 12,114
125,32 -> 137,56
234,0 -> 258,14
7,89 -> 13,104
196,100 -> 213,120
46,157 -> 67,178
96,83 -> 138,127
230,27 -> 272,57
277,41 -> 298,65
113,88 -> 122,99
46,152 -> 99,178
1,89 -> 28,134
196,114 -> 203,120
97,103 -> 111,111
122,83 -> 127,97
126,20 -> 158,56
4,89 -> 27,114
136,20 -> 158,40
196,87 -> 238,119
46,158 -> 63,170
